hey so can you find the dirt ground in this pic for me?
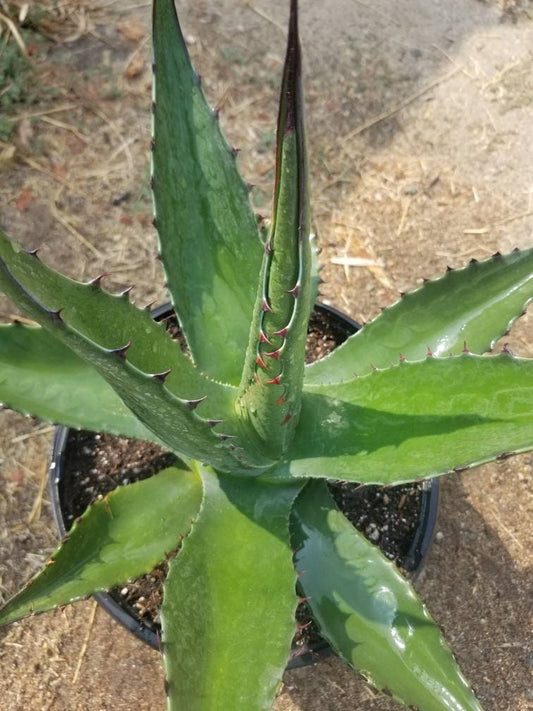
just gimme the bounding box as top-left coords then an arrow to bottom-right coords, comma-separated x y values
0,0 -> 532,709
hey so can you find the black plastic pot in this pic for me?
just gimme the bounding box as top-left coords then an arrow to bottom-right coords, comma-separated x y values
49,302 -> 439,669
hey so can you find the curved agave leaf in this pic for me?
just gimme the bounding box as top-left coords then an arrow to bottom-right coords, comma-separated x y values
291,481 -> 483,711
0,323 -> 156,440
0,255 -> 266,472
0,465 -> 201,626
0,228 -> 235,422
152,0 -> 263,385
306,249 -> 533,384
238,0 -> 312,458
272,354 -> 533,483
161,464 -> 302,711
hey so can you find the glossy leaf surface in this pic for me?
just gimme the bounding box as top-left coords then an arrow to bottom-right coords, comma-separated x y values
292,481 -> 483,711
152,0 -> 263,385
161,465 -> 301,710
0,323 -> 155,440
238,0 -> 312,458
306,249 -> 533,384
0,466 -> 201,626
274,354 -> 533,483
0,253 -> 262,472
0,229 -> 236,420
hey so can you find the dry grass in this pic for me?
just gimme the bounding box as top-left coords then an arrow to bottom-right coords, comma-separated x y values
0,0 -> 532,709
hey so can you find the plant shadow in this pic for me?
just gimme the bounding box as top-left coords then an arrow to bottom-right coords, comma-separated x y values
279,467 -> 532,711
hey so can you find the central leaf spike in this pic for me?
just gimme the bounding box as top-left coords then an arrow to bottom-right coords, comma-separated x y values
237,0 -> 314,459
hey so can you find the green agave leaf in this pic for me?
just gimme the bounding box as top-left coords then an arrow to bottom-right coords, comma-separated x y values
306,248 -> 533,384
291,481 -> 483,711
238,0 -> 312,458
273,354 -> 533,483
161,464 -> 302,711
152,0 -> 263,385
0,254 -> 264,472
0,323 -> 156,440
0,466 -> 201,626
0,228 -> 238,425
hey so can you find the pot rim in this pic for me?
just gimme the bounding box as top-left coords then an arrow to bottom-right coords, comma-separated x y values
48,300 -> 440,668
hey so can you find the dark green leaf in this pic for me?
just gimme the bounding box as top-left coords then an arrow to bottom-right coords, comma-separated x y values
0,228 -> 237,422
237,0 -> 312,458
274,354 -> 533,483
0,466 -> 201,626
292,481 -> 483,711
152,0 -> 263,385
306,249 -> 533,384
161,464 -> 302,710
0,254 -> 264,472
0,323 -> 155,440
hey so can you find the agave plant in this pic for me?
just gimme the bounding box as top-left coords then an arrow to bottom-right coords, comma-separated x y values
1,1 -> 532,709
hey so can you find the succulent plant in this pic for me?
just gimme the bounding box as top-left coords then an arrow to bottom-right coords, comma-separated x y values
1,1 -> 532,709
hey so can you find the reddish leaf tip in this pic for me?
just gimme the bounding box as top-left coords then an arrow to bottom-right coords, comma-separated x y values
287,283 -> 300,298
264,349 -> 281,360
273,326 -> 288,338
259,329 -> 272,345
256,354 -> 269,371
120,285 -> 135,299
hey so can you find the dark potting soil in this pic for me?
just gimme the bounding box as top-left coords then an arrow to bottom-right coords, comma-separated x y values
58,307 -> 426,655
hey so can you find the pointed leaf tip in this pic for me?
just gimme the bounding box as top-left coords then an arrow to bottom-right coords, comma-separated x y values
152,367 -> 172,382
108,341 -> 132,359
48,308 -> 64,323
24,248 -> 40,259
186,396 -> 207,409
88,273 -> 110,287
282,0 -> 301,136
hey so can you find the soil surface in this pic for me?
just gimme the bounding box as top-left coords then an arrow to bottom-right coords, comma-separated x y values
1,1 -> 532,710
54,308 -> 430,657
